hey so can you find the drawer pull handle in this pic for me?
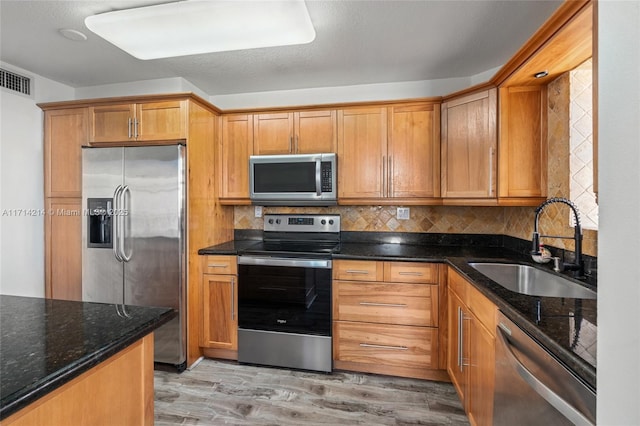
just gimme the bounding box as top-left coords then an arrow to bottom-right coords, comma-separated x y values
398,271 -> 423,276
345,270 -> 370,274
208,264 -> 229,268
359,302 -> 407,308
360,343 -> 408,351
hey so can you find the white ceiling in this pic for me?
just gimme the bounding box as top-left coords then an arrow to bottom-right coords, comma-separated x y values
0,0 -> 562,97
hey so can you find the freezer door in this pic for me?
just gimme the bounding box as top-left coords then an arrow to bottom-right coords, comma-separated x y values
82,147 -> 125,304
122,145 -> 186,365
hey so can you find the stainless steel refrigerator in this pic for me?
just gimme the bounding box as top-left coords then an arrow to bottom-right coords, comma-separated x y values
81,144 -> 186,370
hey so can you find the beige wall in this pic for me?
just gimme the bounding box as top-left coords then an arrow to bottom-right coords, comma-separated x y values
234,69 -> 597,257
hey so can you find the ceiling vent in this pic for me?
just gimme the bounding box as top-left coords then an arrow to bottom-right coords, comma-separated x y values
1,68 -> 31,96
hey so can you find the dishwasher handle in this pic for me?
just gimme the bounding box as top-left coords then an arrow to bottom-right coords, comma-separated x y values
496,322 -> 595,426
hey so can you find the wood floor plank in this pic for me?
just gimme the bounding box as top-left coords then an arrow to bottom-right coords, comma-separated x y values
154,359 -> 468,425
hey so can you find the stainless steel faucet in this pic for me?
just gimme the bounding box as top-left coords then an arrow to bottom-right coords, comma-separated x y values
531,197 -> 584,278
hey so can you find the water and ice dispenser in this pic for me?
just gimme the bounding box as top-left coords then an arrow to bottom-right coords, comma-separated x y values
87,198 -> 113,248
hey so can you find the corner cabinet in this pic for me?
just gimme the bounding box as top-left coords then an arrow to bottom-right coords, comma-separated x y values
88,100 -> 187,144
337,101 -> 441,204
200,255 -> 238,356
441,88 -> 497,203
332,259 -> 449,381
447,267 -> 497,426
498,86 -> 548,205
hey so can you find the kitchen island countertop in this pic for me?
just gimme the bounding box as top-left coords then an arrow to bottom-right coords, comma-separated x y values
0,295 -> 175,420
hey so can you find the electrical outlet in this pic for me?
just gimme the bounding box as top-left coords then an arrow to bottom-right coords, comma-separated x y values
397,207 -> 410,220
254,206 -> 263,218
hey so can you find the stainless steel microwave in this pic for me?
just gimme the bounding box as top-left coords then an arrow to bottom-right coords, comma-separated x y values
249,153 -> 337,206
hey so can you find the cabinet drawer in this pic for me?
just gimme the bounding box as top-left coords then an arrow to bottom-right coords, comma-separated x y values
333,260 -> 383,281
384,262 -> 439,283
334,281 -> 438,326
204,255 -> 237,275
334,322 -> 438,369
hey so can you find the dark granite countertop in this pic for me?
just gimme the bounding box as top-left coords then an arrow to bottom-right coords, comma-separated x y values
199,232 -> 597,390
0,296 -> 175,420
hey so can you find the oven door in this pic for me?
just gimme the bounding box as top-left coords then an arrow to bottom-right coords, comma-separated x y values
237,256 -> 332,336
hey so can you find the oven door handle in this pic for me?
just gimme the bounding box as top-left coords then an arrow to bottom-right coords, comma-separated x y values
238,256 -> 332,269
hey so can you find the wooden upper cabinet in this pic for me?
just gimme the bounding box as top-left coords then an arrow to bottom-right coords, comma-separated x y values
253,112 -> 294,155
498,86 -> 548,204
220,114 -> 253,202
88,100 -> 187,143
136,100 -> 187,141
389,103 -> 440,199
337,102 -> 440,203
295,110 -> 337,153
441,88 -> 497,200
253,109 -> 337,155
337,107 -> 388,199
44,108 -> 88,198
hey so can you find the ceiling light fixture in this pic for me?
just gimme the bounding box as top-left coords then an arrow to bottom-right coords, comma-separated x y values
84,0 -> 316,60
534,70 -> 549,79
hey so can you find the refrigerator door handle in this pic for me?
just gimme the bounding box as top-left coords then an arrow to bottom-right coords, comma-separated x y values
120,185 -> 132,262
112,185 -> 124,262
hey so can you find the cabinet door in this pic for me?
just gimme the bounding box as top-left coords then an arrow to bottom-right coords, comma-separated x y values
201,274 -> 237,349
389,103 -> 440,199
294,110 -> 337,154
441,89 -> 497,198
337,107 -> 388,199
253,112 -> 294,155
89,104 -> 135,143
45,198 -> 82,301
44,108 -> 87,198
498,86 -> 548,200
220,114 -> 253,201
136,100 -> 187,141
468,317 -> 495,426
447,289 -> 468,409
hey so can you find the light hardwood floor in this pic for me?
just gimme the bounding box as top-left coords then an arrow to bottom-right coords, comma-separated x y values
154,359 -> 469,425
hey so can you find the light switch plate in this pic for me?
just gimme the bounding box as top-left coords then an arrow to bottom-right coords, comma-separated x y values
255,206 -> 263,218
397,207 -> 410,220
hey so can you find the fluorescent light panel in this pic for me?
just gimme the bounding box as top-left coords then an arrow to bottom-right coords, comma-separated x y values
85,0 -> 316,60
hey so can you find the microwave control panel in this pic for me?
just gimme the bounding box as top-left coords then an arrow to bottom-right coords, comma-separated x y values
321,161 -> 333,191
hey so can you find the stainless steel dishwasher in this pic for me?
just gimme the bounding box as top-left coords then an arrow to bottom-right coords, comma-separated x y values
493,311 -> 596,426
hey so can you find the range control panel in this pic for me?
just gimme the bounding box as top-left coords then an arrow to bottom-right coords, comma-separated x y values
264,214 -> 340,233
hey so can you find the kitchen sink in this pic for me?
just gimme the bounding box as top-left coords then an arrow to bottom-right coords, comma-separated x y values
468,262 -> 596,299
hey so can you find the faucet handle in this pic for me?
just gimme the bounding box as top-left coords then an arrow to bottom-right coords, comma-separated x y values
552,257 -> 562,272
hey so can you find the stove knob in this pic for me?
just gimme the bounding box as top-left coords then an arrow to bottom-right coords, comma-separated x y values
268,219 -> 274,224
321,219 -> 327,225
275,219 -> 281,224
329,219 -> 334,225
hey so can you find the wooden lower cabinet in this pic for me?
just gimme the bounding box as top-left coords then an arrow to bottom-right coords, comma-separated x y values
447,268 -> 497,426
200,256 -> 238,359
44,198 -> 82,301
2,334 -> 155,426
332,260 -> 448,381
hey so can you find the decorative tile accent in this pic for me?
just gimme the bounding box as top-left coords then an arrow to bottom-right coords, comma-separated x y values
570,59 -> 598,230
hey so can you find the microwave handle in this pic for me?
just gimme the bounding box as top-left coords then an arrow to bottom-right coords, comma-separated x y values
315,159 -> 322,196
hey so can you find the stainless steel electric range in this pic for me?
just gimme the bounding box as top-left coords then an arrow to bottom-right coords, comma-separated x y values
237,213 -> 340,373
